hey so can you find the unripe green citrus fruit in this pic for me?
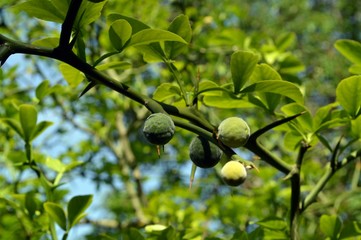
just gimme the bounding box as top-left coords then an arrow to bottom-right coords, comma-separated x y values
189,136 -> 222,168
143,113 -> 175,145
221,160 -> 247,186
217,117 -> 250,148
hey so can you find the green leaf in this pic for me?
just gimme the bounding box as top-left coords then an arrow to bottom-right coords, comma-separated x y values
320,214 -> 342,239
336,75 -> 361,118
41,157 -> 66,173
31,121 -> 53,141
32,37 -> 59,48
351,115 -> 361,139
197,80 -> 223,97
241,80 -> 304,104
335,39 -> 361,64
248,64 -> 283,112
19,104 -> 38,142
165,14 -> 192,59
59,63 -> 85,88
35,80 -> 50,101
349,64 -> 361,75
231,50 -> 259,93
153,83 -> 181,102
67,195 -> 93,229
95,61 -> 131,71
1,118 -> 24,138
275,32 -> 296,51
135,44 -> 165,62
109,19 -> 132,51
107,14 -> 150,34
76,0 -> 107,28
127,29 -> 187,48
281,103 -> 313,133
256,216 -> 288,231
25,192 -> 38,219
11,0 -> 65,23
202,92 -> 255,109
339,221 -> 361,239
44,202 -> 67,231
279,55 -> 305,74
127,228 -> 145,240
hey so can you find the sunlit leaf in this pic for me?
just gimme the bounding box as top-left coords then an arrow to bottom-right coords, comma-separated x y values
11,0 -> 64,23
19,104 -> 37,142
32,37 -> 59,48
335,39 -> 361,64
59,63 -> 85,88
320,214 -> 342,238
202,92 -> 255,109
95,61 -> 131,71
109,19 -> 132,51
336,75 -> 361,118
256,216 -> 288,231
152,83 -> 181,102
349,64 -> 361,75
127,29 -> 187,48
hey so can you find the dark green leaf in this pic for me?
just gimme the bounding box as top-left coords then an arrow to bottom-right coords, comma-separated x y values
320,214 -> 342,238
165,14 -> 192,59
335,39 -> 361,64
231,51 -> 259,93
67,195 -> 93,229
44,202 -> 67,231
336,75 -> 361,118
1,118 -> 24,138
19,104 -> 37,142
339,221 -> 361,239
109,19 -> 132,51
25,192 -> 37,219
128,228 -> 145,240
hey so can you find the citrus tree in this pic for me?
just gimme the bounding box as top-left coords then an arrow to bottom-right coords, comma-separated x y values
0,0 -> 360,239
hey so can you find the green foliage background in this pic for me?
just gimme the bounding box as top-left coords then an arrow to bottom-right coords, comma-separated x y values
0,0 -> 360,239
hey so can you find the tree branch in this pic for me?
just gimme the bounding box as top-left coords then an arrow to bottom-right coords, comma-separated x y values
58,0 -> 83,49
